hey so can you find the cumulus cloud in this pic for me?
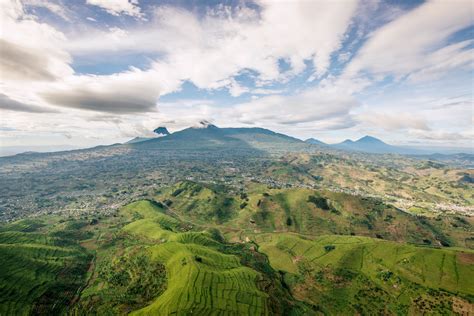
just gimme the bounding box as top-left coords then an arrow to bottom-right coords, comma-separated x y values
41,68 -> 164,114
232,89 -> 359,126
66,1 -> 359,91
153,88 -> 359,134
358,112 -> 431,132
86,0 -> 143,18
0,94 -> 58,113
0,1 -> 73,82
344,0 -> 473,81
1,0 -> 473,148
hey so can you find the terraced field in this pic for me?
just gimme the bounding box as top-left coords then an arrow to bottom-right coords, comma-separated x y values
255,233 -> 474,314
0,196 -> 472,315
123,201 -> 268,315
0,219 -> 91,315
133,242 -> 268,315
156,181 -> 473,248
75,200 -> 271,315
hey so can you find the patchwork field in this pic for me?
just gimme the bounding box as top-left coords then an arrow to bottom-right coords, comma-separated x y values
0,219 -> 91,315
255,233 -> 474,314
155,181 -> 473,248
0,191 -> 472,315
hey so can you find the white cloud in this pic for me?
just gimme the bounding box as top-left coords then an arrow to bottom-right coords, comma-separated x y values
0,93 -> 58,113
408,129 -> 473,142
0,0 -> 73,82
86,0 -> 143,18
22,0 -> 70,21
358,112 -> 431,131
231,88 -> 359,127
344,0 -> 473,81
1,0 -> 473,148
151,87 -> 360,134
40,67 -> 170,114
251,88 -> 284,95
66,1 -> 359,91
407,40 -> 474,82
0,0 -> 75,114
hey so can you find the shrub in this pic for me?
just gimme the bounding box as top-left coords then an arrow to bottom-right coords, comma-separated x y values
324,245 -> 335,252
308,195 -> 330,210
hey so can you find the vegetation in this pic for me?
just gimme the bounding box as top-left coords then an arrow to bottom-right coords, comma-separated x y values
0,127 -> 472,314
255,233 -> 474,315
0,219 -> 91,315
0,192 -> 472,315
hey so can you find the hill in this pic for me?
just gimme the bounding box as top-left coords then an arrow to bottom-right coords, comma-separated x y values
126,126 -> 171,144
0,218 -> 91,315
332,136 -> 423,154
153,181 -> 473,248
255,233 -> 474,315
305,138 -> 327,146
0,199 -> 472,315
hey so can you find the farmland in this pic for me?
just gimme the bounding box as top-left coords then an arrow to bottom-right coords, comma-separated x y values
255,233 -> 474,314
0,219 -> 91,315
0,191 -> 472,315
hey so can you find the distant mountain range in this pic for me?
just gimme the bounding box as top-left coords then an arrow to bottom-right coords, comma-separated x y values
331,135 -> 424,154
306,135 -> 472,155
3,123 -> 472,159
126,124 -> 471,156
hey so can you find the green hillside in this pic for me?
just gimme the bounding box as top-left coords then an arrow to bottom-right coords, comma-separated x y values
71,200 -> 301,315
154,181 -> 472,248
120,202 -> 268,315
0,219 -> 91,315
0,195 -> 472,315
256,233 -> 474,315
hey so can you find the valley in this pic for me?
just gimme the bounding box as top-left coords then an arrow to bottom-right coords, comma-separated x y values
0,125 -> 472,315
2,0 -> 473,314
1,183 -> 472,315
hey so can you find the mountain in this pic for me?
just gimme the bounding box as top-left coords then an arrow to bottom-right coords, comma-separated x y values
126,126 -> 171,144
153,127 -> 170,136
305,138 -> 327,146
133,123 -> 307,153
332,135 -> 424,154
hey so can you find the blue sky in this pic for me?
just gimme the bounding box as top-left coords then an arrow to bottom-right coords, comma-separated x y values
0,0 -> 472,152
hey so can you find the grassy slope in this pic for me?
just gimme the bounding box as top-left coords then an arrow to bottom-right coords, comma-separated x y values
1,197 -> 472,315
0,219 -> 91,316
120,198 -> 474,314
256,233 -> 474,315
155,181 -> 472,248
121,201 -> 268,315
75,200 -> 271,315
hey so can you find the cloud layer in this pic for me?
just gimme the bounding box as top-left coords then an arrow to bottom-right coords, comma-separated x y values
0,0 -> 472,147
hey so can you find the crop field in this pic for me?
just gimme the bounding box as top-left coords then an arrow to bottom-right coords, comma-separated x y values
0,195 -> 472,315
74,199 -> 270,315
123,201 -> 268,315
155,182 -> 473,248
133,242 -> 268,315
0,219 -> 91,315
255,233 -> 474,314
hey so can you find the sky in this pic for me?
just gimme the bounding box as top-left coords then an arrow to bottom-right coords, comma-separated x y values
0,0 -> 473,153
